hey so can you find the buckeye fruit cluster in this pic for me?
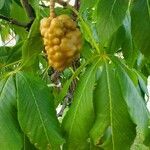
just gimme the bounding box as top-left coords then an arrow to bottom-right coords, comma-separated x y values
40,15 -> 82,71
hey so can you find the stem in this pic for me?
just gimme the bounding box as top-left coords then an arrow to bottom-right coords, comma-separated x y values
0,15 -> 28,28
21,0 -> 35,21
20,0 -> 35,30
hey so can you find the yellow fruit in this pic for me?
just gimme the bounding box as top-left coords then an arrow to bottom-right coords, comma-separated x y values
40,14 -> 82,71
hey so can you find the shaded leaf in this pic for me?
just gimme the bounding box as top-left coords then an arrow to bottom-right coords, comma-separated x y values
90,61 -> 136,150
23,135 -> 37,150
0,0 -> 5,9
131,0 -> 150,58
112,57 -> 150,146
96,0 -> 129,45
0,0 -> 12,16
16,72 -> 65,149
62,59 -> 100,150
22,18 -> 43,71
0,75 -> 23,150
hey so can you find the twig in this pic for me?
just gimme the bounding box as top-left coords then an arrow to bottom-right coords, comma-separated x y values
0,14 -> 28,28
20,0 -> 35,30
21,0 -> 35,21
50,70 -> 62,92
74,0 -> 80,10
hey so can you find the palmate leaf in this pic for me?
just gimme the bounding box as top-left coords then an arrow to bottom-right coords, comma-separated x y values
62,59 -> 101,150
0,75 -> 23,150
90,61 -> 136,150
112,57 -> 150,146
96,0 -> 129,45
131,0 -> 150,58
16,72 -> 65,149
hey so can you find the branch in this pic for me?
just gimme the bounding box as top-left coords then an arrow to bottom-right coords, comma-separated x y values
74,0 -> 80,10
0,14 -> 28,28
21,0 -> 35,21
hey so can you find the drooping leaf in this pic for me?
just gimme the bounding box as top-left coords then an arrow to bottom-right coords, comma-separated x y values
22,18 -> 43,71
131,0 -> 150,58
90,61 -> 136,150
0,75 -> 23,150
62,59 -> 100,150
96,0 -> 129,45
112,56 -> 150,146
16,72 -> 65,149
107,10 -> 137,66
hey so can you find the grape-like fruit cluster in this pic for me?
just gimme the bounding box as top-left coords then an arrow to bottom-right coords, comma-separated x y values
40,15 -> 82,71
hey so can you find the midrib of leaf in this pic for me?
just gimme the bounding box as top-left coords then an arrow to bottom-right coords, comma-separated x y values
0,78 -> 8,98
110,0 -> 117,18
128,0 -> 132,8
68,59 -> 101,138
19,73 -> 51,147
105,62 -> 115,150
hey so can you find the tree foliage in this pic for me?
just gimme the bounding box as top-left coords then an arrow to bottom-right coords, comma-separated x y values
0,0 -> 150,149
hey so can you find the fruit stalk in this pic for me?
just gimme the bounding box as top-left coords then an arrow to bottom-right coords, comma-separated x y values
50,0 -> 56,18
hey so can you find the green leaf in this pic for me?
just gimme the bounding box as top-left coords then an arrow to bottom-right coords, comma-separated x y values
16,72 -> 65,149
22,18 -> 43,71
96,0 -> 129,45
6,41 -> 22,63
131,0 -> 150,58
0,75 -> 23,150
90,61 -> 136,150
29,0 -> 40,16
23,135 -> 36,150
81,41 -> 94,59
107,10 -> 137,66
55,56 -> 98,107
10,1 -> 29,22
0,0 -> 12,16
0,0 -> 5,9
113,57 -> 150,145
0,46 -> 11,65
62,59 -> 100,150
0,24 -> 10,42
